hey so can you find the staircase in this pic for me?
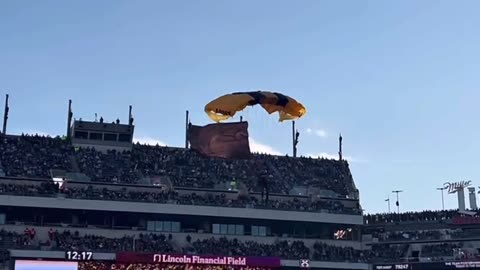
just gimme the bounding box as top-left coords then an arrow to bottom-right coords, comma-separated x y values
69,154 -> 80,173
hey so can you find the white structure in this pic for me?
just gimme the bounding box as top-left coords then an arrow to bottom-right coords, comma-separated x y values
443,181 -> 472,211
468,187 -> 477,210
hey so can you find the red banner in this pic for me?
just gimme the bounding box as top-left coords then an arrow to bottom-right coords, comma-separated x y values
188,122 -> 251,159
453,216 -> 480,225
116,253 -> 282,267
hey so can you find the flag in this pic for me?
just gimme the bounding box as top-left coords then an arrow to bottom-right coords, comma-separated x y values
334,230 -> 346,239
188,122 -> 251,159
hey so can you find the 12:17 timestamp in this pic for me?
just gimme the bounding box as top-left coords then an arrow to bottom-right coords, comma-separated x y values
65,251 -> 93,261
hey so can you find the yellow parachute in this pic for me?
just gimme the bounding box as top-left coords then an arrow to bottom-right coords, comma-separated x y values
205,91 -> 307,122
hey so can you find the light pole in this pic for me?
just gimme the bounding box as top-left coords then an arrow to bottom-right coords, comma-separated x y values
385,198 -> 391,213
437,187 -> 446,210
392,190 -> 403,214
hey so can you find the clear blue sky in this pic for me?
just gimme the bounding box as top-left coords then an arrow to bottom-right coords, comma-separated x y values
1,0 -> 480,214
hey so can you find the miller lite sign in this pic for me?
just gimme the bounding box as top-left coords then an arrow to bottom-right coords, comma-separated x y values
443,181 -> 472,194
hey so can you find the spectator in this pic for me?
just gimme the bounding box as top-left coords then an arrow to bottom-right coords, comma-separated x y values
0,182 -> 360,215
0,135 -> 357,199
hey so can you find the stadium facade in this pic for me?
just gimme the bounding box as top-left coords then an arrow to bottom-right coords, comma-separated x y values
0,110 -> 479,270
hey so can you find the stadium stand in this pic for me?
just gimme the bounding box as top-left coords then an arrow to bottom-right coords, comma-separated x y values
0,135 -> 357,197
1,133 -> 480,270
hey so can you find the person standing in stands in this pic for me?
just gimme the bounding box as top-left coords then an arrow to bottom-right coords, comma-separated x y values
259,173 -> 269,205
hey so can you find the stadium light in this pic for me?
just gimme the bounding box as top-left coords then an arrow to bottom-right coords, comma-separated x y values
392,190 -> 403,214
437,187 -> 446,210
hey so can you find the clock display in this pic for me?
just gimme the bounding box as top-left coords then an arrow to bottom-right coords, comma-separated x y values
65,251 -> 93,261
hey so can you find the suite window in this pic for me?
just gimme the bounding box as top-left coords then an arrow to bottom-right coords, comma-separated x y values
212,224 -> 244,235
119,134 -> 131,142
104,133 -> 117,141
74,131 -> 88,139
252,225 -> 267,236
89,132 -> 102,140
147,220 -> 181,233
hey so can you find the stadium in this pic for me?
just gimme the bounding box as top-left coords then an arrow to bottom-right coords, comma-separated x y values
0,94 -> 478,270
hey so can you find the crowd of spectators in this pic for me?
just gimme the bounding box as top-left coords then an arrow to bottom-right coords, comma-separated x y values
186,237 -> 309,260
0,182 -> 360,215
0,181 -> 59,196
0,228 -> 171,253
449,229 -> 480,239
312,242 -> 371,263
0,135 -> 72,178
75,148 -> 138,184
53,230 -> 134,252
374,230 -> 443,242
0,249 -> 9,264
0,134 -> 357,197
0,226 -> 478,264
0,228 -> 376,262
79,263 -> 274,270
369,244 -> 410,263
135,233 -> 175,253
421,243 -> 463,259
364,210 -> 459,224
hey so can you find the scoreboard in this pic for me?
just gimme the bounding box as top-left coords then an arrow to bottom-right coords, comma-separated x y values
374,261 -> 480,270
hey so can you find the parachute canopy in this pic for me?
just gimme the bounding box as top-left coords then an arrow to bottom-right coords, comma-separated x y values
205,91 -> 307,122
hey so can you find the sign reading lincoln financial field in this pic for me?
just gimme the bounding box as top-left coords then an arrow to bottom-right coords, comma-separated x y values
443,181 -> 472,194
116,252 -> 282,267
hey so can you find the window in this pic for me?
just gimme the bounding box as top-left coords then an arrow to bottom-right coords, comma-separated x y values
228,224 -> 236,235
155,221 -> 163,232
235,225 -> 244,235
220,224 -> 228,235
164,221 -> 172,232
252,225 -> 267,236
212,224 -> 244,235
74,131 -> 88,139
119,134 -> 131,142
147,220 -> 181,232
172,222 -> 180,232
89,132 -> 102,140
259,226 -> 266,236
104,133 -> 117,141
213,224 -> 220,234
252,226 -> 259,236
147,221 -> 155,231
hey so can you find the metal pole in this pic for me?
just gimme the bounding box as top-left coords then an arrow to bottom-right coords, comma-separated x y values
292,121 -> 296,157
437,187 -> 445,210
128,105 -> 132,125
385,198 -> 390,213
396,192 -> 400,213
392,190 -> 403,214
2,94 -> 9,135
185,110 -> 189,148
442,189 -> 445,210
339,133 -> 343,161
66,99 -> 72,139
